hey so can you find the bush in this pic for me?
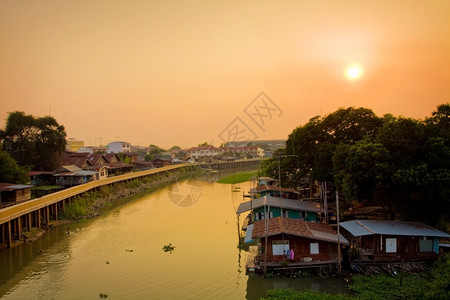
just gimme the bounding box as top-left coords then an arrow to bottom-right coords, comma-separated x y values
261,289 -> 353,300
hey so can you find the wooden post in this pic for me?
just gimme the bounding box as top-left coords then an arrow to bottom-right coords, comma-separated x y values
263,202 -> 269,276
37,209 -> 41,229
27,213 -> 32,231
17,217 -> 22,240
54,203 -> 58,221
336,191 -> 341,275
46,206 -> 50,226
7,221 -> 12,248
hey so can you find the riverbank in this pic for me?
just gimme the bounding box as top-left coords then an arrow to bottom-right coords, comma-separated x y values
60,168 -> 198,219
261,254 -> 449,300
1,167 -> 202,249
217,171 -> 258,184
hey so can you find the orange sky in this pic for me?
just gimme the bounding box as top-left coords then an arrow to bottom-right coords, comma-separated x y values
1,0 -> 449,148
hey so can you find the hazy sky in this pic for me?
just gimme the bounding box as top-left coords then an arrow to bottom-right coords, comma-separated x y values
1,0 -> 449,148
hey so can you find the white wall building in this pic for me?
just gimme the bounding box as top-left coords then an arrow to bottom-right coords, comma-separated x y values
107,141 -> 132,153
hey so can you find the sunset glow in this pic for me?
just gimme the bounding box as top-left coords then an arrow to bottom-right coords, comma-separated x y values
0,1 -> 449,148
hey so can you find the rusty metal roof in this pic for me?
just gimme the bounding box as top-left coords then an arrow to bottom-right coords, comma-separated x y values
340,220 -> 450,238
252,217 -> 348,244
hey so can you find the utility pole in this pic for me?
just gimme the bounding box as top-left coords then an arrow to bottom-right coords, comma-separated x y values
336,191 -> 342,275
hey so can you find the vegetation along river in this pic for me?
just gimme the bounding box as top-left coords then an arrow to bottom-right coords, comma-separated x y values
0,176 -> 348,299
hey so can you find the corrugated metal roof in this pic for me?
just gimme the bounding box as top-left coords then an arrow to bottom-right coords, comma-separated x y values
340,220 -> 450,238
236,196 -> 321,214
250,185 -> 299,194
0,183 -> 33,191
6,184 -> 33,189
54,170 -> 97,177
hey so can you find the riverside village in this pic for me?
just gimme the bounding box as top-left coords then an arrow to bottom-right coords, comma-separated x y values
1,105 -> 450,299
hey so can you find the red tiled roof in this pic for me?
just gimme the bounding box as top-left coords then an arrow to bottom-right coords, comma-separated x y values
104,153 -> 120,163
29,171 -> 54,176
62,152 -> 93,168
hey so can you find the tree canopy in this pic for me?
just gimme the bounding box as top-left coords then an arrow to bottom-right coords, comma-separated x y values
260,104 -> 450,226
0,149 -> 29,183
0,111 -> 67,171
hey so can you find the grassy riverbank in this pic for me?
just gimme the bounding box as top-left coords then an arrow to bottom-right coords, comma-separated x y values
261,255 -> 450,300
217,171 -> 257,184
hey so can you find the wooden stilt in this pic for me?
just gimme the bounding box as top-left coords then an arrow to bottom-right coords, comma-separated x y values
7,221 -> 12,248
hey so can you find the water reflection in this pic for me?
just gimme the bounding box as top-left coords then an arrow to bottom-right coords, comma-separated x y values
0,175 -> 348,299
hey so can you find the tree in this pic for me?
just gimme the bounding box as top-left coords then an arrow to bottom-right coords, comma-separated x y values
0,111 -> 67,170
0,150 -> 29,183
169,145 -> 181,151
144,144 -> 166,161
282,107 -> 382,188
333,139 -> 390,203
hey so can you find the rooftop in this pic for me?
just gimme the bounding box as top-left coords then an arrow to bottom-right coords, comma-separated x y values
236,196 -> 321,214
340,220 -> 450,238
251,185 -> 299,194
251,217 -> 348,244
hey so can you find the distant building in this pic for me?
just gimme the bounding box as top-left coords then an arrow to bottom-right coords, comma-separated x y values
66,139 -> 84,152
152,155 -> 173,168
187,146 -> 219,159
107,141 -> 131,153
219,146 -> 264,158
187,145 -> 265,159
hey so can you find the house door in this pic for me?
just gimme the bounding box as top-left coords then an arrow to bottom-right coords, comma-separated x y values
386,238 -> 397,253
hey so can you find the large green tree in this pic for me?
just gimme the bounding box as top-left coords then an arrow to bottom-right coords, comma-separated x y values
260,104 -> 450,226
0,111 -> 67,171
0,149 -> 29,183
262,107 -> 383,188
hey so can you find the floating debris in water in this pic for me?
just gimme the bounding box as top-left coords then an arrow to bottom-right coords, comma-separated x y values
99,292 -> 108,299
162,243 -> 176,254
125,249 -> 134,252
106,261 -> 110,265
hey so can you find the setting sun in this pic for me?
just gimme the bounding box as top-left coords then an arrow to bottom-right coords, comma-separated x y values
345,64 -> 364,80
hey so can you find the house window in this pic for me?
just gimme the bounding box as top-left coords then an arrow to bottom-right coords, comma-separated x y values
255,211 -> 273,220
420,238 -> 433,252
386,238 -> 397,253
310,242 -> 319,254
272,240 -> 289,255
283,210 -> 289,218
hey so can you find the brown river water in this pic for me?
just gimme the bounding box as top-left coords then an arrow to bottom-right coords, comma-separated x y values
0,176 -> 348,299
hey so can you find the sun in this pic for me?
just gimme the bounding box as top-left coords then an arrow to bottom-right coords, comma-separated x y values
345,64 -> 364,80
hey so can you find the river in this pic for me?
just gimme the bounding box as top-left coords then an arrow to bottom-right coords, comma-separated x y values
0,176 -> 348,299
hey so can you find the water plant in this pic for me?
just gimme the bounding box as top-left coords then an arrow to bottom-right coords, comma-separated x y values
162,243 -> 176,254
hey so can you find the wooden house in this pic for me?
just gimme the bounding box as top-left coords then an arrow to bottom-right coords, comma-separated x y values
237,196 -> 321,223
0,183 -> 33,208
104,153 -> 134,176
250,217 -> 348,265
340,220 -> 450,262
152,155 -> 173,168
53,165 -> 97,187
29,171 -> 55,186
